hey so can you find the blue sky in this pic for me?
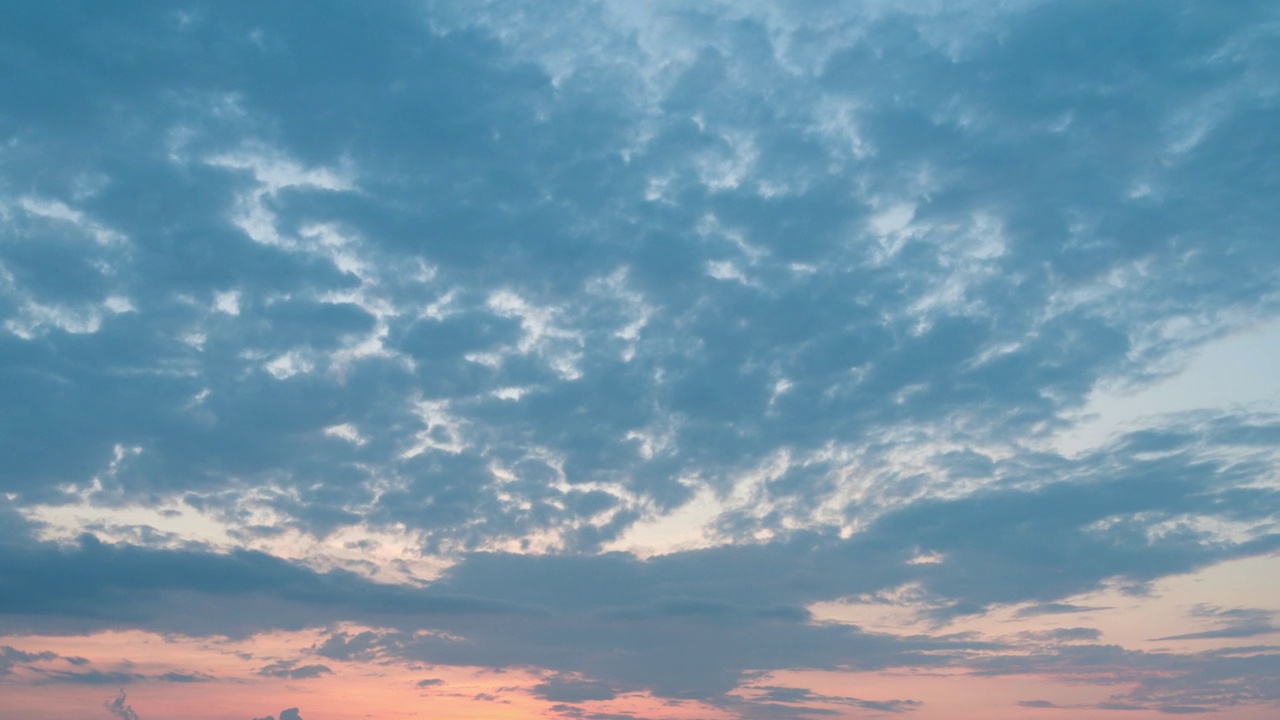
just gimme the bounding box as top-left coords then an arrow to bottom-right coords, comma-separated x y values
1,2 -> 1279,719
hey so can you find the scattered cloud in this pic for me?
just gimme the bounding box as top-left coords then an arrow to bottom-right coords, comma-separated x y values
255,660 -> 333,681
104,691 -> 140,720
2,1 -> 1279,718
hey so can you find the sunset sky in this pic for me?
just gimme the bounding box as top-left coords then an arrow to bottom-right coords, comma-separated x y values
2,2 -> 1279,719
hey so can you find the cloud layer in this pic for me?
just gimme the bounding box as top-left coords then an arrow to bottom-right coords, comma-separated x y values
1,1 -> 1278,718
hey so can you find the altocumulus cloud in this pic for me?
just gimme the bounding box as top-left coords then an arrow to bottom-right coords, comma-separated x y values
1,0 -> 1279,718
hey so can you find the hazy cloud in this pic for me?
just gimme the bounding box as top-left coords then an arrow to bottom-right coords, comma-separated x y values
256,661 -> 332,681
104,690 -> 140,720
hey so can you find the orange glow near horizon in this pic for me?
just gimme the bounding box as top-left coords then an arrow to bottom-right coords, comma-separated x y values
3,556 -> 1279,719
0,628 -> 734,720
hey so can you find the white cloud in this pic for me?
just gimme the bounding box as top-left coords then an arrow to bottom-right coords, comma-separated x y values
324,423 -> 367,446
401,399 -> 469,457
213,289 -> 242,315
265,350 -> 315,379
19,196 -> 127,245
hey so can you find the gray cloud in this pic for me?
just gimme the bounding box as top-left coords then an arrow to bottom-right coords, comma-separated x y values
532,674 -> 620,703
159,671 -> 214,683
104,690 -> 140,720
0,645 -> 57,675
0,417 -> 1277,702
313,630 -> 380,662
1018,628 -> 1104,643
1015,603 -> 1112,618
255,660 -> 332,680
746,686 -> 922,715
250,710 -> 303,720
974,642 -> 1280,711
1153,606 -> 1280,641
36,669 -> 147,686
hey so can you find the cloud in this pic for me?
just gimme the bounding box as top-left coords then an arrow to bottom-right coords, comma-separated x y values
3,646 -> 200,686
746,686 -> 922,715
1,414 -> 1277,701
249,711 -> 303,720
1153,606 -> 1280,641
1015,603 -> 1111,618
0,645 -> 57,675
0,533 -> 524,637
255,660 -> 332,680
1154,627 -> 1280,642
1,0 -> 1275,564
972,642 -> 1280,710
104,690 -> 140,720
36,669 -> 147,685
1018,628 -> 1103,643
533,674 -> 620,703
314,630 -> 380,661
159,671 -> 214,683
1,1 -> 1279,717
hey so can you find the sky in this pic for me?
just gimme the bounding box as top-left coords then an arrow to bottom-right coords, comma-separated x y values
1,1 -> 1279,719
